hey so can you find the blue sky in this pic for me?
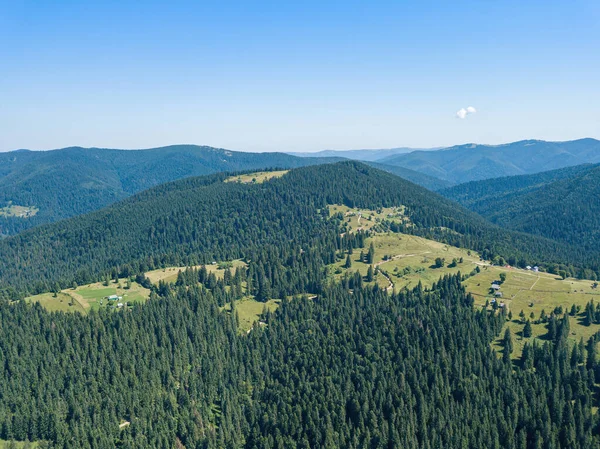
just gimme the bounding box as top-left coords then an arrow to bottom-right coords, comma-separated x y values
1,0 -> 599,152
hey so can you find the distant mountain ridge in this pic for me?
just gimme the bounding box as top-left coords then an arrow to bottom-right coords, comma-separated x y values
441,162 -> 600,252
380,138 -> 600,184
0,145 -> 342,236
288,147 -> 434,161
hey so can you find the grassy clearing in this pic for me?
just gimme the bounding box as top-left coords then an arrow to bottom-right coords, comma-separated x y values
464,266 -> 600,358
329,231 -> 481,292
326,205 -> 600,360
26,279 -> 150,314
224,170 -> 289,184
222,297 -> 280,333
328,204 -> 410,233
0,440 -> 42,448
146,260 -> 247,285
0,204 -> 38,218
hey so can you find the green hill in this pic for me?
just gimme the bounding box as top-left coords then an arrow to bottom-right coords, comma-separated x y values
441,163 -> 600,252
0,145 -> 340,236
381,138 -> 600,184
0,161 -> 595,295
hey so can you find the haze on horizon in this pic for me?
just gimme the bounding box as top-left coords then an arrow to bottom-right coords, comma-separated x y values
1,0 -> 599,153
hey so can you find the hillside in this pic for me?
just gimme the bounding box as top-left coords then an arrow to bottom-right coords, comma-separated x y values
1,161 -> 599,448
442,163 -> 600,251
381,138 -> 600,184
0,145 -> 340,236
365,161 -> 452,190
0,161 -> 595,295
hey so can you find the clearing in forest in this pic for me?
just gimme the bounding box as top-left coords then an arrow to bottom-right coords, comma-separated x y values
464,266 -> 600,359
328,204 -> 411,233
145,260 -> 247,285
224,170 -> 289,184
221,297 -> 280,333
25,279 -> 150,314
327,205 -> 600,360
0,204 -> 38,218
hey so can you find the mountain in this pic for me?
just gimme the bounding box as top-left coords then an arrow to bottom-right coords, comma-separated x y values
288,147 -> 425,161
365,161 -> 452,190
441,162 -> 600,252
0,161 -> 598,448
380,138 -> 600,184
0,145 -> 340,236
0,161 -> 593,294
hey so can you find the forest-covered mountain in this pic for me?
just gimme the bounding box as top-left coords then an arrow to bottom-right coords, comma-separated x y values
0,145 -> 340,236
1,161 -> 599,448
289,147 -> 424,161
441,163 -> 600,251
380,138 -> 600,184
365,161 -> 452,190
0,161 -> 596,296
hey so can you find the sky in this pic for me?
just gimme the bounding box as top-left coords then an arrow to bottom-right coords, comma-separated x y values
1,0 -> 599,152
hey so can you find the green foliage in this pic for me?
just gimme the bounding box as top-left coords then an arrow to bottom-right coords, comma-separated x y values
0,145 -> 339,236
441,161 -> 600,253
0,275 -> 597,447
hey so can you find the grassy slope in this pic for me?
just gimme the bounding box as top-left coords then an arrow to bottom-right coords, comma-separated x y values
331,205 -> 600,360
26,280 -> 150,314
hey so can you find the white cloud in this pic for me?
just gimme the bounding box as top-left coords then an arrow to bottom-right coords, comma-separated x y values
456,106 -> 477,119
456,108 -> 468,119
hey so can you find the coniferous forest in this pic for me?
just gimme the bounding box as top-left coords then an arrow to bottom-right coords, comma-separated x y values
1,275 -> 599,448
0,162 -> 599,448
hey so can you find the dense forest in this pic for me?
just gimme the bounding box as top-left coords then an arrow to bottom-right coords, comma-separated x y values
1,274 -> 598,448
1,162 -> 597,297
441,163 -> 600,251
1,162 -> 600,447
0,145 -> 339,236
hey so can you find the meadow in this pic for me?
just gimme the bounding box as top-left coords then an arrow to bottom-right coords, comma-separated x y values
224,170 -> 289,184
0,204 -> 38,218
146,260 -> 247,284
330,205 -> 600,360
26,279 -> 150,314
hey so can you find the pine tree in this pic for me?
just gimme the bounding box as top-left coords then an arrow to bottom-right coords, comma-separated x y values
366,265 -> 374,283
523,320 -> 532,338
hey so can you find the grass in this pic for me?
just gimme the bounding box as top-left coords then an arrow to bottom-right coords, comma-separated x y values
328,204 -> 411,233
0,204 -> 38,218
0,441 -> 42,448
464,266 -> 600,358
224,170 -> 289,184
329,231 -> 481,292
146,260 -> 247,285
26,279 -> 151,314
222,297 -> 280,333
326,205 -> 600,360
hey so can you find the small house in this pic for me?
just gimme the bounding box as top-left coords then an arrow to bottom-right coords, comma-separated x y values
491,284 -> 501,290
526,266 -> 532,270
108,294 -> 118,301
533,266 -> 539,272
494,291 -> 503,298
117,303 -> 124,308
